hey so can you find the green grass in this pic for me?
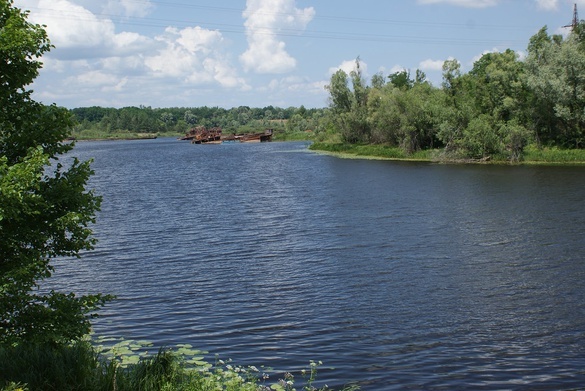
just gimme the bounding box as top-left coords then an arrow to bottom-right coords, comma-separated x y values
272,131 -> 315,142
309,143 -> 435,161
310,142 -> 585,165
0,340 -> 359,391
523,145 -> 585,164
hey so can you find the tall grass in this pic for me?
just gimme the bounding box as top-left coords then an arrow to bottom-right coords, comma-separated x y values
0,341 -> 359,391
0,341 -> 99,391
523,145 -> 585,164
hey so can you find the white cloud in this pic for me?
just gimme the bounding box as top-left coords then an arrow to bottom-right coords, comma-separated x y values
104,0 -> 154,18
417,0 -> 499,8
258,76 -> 328,107
535,0 -> 559,10
265,76 -> 326,95
534,0 -> 585,11
516,50 -> 527,61
389,65 -> 407,74
419,59 -> 445,71
74,70 -> 119,88
34,0 -> 116,50
240,0 -> 315,74
17,0 -> 153,60
328,59 -> 368,76
471,48 -> 500,64
15,0 -> 250,106
145,27 -> 249,89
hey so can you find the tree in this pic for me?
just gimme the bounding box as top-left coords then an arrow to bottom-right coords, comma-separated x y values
0,0 -> 110,346
183,110 -> 197,126
326,69 -> 352,113
466,50 -> 532,159
367,81 -> 441,152
371,72 -> 385,89
324,58 -> 371,143
441,59 -> 462,94
437,58 -> 474,152
388,70 -> 413,90
526,25 -> 585,148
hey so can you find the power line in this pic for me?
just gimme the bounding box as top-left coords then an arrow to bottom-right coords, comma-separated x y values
124,0 -> 541,31
22,4 -> 529,47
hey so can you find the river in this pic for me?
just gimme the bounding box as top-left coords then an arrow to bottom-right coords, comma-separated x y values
50,138 -> 585,390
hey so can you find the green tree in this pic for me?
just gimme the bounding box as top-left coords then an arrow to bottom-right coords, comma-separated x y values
388,69 -> 413,90
0,0 -> 110,346
466,50 -> 532,159
371,72 -> 385,89
183,110 -> 197,126
325,58 -> 371,143
326,69 -> 352,113
526,25 -> 585,148
368,81 -> 441,152
437,59 -> 475,152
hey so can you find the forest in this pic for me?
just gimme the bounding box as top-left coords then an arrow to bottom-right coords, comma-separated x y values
324,23 -> 585,161
71,23 -> 585,162
71,105 -> 326,140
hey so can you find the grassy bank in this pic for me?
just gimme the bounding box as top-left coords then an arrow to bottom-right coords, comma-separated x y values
522,145 -> 585,164
309,143 -> 437,162
309,142 -> 585,165
272,131 -> 315,142
0,340 -> 359,391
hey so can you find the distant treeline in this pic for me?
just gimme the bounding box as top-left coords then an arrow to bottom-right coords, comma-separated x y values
324,24 -> 585,161
72,24 -> 585,160
71,105 -> 328,137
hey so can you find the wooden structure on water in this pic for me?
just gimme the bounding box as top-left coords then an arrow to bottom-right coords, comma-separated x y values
180,127 -> 273,144
180,126 -> 222,144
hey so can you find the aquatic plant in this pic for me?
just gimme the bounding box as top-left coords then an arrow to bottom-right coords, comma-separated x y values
0,337 -> 359,391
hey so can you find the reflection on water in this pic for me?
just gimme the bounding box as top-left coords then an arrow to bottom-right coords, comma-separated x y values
49,139 -> 585,389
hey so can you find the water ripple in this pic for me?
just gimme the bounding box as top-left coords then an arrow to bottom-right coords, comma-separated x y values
44,139 -> 585,390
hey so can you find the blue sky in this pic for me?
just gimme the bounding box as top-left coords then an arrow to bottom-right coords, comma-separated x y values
13,0 -> 584,109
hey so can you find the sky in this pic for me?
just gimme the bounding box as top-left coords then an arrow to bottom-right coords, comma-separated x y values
12,0 -> 585,109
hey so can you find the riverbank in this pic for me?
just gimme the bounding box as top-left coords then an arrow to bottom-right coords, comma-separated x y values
69,132 -> 176,141
309,142 -> 585,165
70,130 -> 312,142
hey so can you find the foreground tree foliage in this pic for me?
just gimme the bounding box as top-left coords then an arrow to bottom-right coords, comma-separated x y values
324,22 -> 585,161
0,0 -> 110,346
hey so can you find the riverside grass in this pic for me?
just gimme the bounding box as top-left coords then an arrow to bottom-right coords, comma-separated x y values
0,340 -> 359,391
309,142 -> 436,162
309,142 -> 585,165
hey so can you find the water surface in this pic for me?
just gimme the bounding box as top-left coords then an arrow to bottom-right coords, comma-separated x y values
51,139 -> 585,389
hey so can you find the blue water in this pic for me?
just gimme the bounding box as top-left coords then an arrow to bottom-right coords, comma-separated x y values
50,138 -> 585,389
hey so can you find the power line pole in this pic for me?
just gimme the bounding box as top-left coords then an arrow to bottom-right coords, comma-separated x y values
563,3 -> 579,31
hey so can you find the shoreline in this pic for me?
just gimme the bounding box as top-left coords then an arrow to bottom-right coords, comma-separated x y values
68,133 -> 161,142
309,143 -> 585,166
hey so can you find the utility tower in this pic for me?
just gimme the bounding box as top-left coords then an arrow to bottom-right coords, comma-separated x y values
564,3 -> 579,31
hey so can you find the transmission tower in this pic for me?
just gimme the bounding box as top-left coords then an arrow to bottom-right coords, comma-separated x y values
563,3 -> 579,31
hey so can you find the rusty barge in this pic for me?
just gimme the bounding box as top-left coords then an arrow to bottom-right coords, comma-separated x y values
180,126 -> 273,144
